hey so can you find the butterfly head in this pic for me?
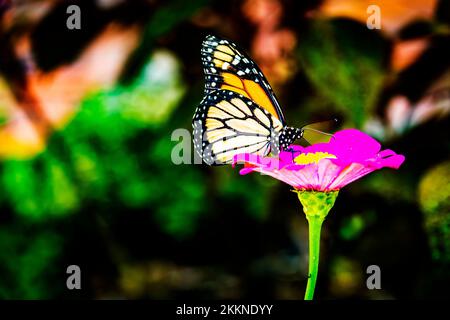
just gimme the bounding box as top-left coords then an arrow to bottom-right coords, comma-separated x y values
279,126 -> 304,151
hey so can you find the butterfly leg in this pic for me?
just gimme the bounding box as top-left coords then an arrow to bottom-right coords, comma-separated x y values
284,146 -> 299,162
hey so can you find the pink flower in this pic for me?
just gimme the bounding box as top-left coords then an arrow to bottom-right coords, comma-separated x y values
233,129 -> 405,191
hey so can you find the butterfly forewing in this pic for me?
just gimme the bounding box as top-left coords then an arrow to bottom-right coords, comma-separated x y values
201,35 -> 286,125
193,89 -> 283,165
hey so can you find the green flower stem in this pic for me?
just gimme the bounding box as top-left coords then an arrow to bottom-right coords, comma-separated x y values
295,190 -> 339,300
304,214 -> 323,300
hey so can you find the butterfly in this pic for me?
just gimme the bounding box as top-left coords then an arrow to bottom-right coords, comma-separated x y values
192,34 -> 305,166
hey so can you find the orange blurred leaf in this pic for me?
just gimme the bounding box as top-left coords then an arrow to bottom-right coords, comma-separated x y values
391,38 -> 429,71
316,0 -> 437,36
0,24 -> 140,159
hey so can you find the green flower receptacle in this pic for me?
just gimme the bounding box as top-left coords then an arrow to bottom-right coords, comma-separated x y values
296,190 -> 339,220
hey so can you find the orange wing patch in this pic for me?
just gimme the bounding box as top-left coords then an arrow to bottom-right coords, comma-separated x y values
222,73 -> 244,89
219,73 -> 250,98
242,80 -> 279,120
216,71 -> 280,120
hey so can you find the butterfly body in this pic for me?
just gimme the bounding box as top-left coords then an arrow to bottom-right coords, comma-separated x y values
193,35 -> 303,165
279,126 -> 304,151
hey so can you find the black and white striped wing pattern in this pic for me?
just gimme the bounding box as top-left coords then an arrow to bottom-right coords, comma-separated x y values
192,90 -> 284,165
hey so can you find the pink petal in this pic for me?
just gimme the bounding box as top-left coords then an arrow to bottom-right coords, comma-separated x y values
328,163 -> 373,190
316,159 -> 344,190
330,129 -> 381,162
378,153 -> 405,169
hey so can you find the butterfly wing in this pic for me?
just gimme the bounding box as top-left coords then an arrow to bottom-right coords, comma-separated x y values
201,35 -> 286,125
193,89 -> 284,165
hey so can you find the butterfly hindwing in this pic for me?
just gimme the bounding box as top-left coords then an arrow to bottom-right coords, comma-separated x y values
201,35 -> 286,125
193,89 -> 283,165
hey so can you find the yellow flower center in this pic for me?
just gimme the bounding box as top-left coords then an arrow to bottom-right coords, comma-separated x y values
294,152 -> 337,165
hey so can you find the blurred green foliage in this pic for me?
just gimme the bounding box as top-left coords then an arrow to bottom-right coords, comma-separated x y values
298,19 -> 387,127
340,214 -> 366,241
2,52 -> 189,222
0,229 -> 62,299
419,161 -> 450,263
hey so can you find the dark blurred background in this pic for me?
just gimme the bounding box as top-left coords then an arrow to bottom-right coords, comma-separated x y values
0,0 -> 449,299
